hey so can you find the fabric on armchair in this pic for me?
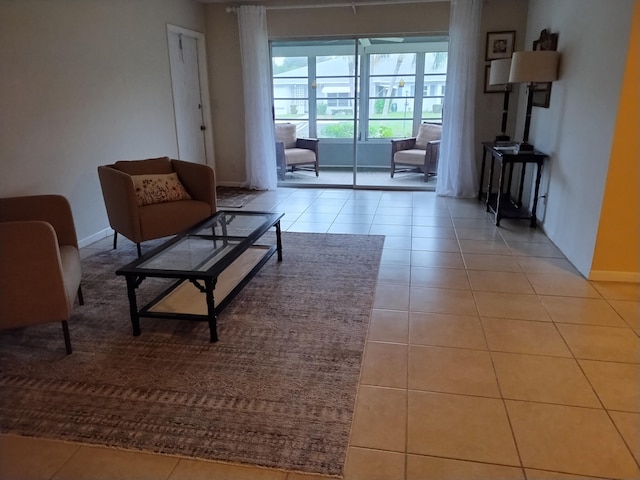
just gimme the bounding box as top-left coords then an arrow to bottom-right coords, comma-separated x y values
391,123 -> 442,182
0,194 -> 83,354
274,123 -> 319,180
98,157 -> 217,256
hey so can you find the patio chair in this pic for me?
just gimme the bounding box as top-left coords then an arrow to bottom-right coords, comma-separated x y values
390,122 -> 441,182
275,123 -> 319,180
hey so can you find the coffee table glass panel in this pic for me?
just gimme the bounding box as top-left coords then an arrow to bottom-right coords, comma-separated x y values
116,210 -> 284,342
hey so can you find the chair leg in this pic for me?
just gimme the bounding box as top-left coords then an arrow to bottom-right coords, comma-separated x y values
77,285 -> 84,305
113,231 -> 118,250
61,321 -> 72,355
136,243 -> 142,258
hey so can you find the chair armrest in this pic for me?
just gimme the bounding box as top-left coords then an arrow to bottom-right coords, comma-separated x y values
171,160 -> 217,214
0,221 -> 70,328
0,195 -> 78,248
426,140 -> 441,157
97,165 -> 141,240
391,138 -> 417,155
275,141 -> 286,170
296,138 -> 319,156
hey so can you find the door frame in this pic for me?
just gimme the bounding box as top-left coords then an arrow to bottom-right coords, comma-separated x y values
167,24 -> 215,169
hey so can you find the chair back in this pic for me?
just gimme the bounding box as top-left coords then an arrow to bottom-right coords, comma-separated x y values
415,123 -> 441,149
275,123 -> 297,149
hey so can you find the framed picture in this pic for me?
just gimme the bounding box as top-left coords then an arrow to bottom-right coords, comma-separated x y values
484,65 -> 504,93
485,31 -> 516,61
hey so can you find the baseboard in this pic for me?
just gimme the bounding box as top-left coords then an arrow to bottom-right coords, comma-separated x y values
589,270 -> 640,283
78,228 -> 113,249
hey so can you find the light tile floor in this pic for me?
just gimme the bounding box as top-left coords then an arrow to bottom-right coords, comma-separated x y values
2,187 -> 639,480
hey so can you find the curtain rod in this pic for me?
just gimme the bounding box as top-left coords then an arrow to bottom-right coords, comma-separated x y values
225,0 -> 444,13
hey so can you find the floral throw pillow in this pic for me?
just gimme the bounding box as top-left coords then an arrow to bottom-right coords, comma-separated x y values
131,172 -> 192,206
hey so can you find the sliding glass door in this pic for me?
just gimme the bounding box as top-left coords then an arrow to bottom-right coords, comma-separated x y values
271,36 -> 447,189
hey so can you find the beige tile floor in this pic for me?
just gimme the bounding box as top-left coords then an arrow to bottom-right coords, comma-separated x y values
2,187 -> 639,480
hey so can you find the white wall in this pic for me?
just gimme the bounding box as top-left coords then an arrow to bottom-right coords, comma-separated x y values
0,0 -> 205,245
517,0 -> 635,276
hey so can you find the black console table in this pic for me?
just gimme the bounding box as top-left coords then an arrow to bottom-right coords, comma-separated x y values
478,142 -> 548,227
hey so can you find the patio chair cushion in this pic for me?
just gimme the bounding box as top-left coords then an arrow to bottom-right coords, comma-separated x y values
275,123 -> 297,149
284,148 -> 317,165
393,149 -> 426,165
415,123 -> 441,149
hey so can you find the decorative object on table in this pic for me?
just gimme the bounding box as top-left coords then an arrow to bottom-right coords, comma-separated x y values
0,232 -> 384,477
488,58 -> 513,142
531,29 -> 559,107
485,30 -> 516,61
508,49 -> 560,151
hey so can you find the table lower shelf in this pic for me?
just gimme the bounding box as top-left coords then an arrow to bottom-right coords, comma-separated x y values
487,193 -> 536,226
146,245 -> 272,317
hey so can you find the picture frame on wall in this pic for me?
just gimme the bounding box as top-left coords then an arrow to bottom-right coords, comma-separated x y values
485,31 -> 516,61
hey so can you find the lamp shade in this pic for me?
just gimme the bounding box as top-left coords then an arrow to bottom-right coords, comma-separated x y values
489,58 -> 512,85
509,50 -> 560,83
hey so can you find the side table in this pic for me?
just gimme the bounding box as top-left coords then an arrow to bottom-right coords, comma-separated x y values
478,142 -> 548,227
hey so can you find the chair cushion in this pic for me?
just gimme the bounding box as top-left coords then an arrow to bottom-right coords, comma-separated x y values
415,123 -> 442,150
131,172 -> 192,206
394,149 -> 426,165
275,123 -> 297,149
284,148 -> 316,165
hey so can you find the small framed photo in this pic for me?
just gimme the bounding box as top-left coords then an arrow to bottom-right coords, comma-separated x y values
484,65 -> 504,93
485,31 -> 516,61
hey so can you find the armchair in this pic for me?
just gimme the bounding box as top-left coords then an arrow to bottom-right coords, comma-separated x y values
391,122 -> 442,182
275,123 -> 319,180
0,195 -> 84,354
98,157 -> 216,256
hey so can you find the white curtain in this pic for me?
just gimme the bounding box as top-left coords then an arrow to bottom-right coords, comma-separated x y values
237,5 -> 277,190
436,0 -> 483,198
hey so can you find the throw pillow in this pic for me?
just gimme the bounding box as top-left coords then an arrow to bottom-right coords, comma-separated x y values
414,123 -> 442,150
131,172 -> 192,206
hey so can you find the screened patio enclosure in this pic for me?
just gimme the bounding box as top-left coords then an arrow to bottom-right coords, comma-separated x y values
271,36 -> 448,189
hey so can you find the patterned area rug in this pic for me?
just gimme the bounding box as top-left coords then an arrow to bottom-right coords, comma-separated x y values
0,232 -> 384,477
216,186 -> 265,208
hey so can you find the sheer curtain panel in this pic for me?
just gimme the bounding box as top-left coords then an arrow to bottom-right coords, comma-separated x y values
436,0 -> 482,197
237,5 -> 277,190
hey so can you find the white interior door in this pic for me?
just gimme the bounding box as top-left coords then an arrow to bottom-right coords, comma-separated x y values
168,29 -> 207,164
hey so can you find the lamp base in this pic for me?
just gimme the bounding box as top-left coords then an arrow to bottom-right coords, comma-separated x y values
494,134 -> 511,143
516,142 -> 534,152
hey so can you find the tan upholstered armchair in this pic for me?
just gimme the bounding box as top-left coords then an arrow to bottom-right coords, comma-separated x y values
275,123 -> 319,180
391,123 -> 442,182
0,195 -> 84,354
98,157 -> 217,257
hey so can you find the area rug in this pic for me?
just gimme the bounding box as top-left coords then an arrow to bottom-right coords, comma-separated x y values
0,232 -> 384,477
216,186 -> 265,208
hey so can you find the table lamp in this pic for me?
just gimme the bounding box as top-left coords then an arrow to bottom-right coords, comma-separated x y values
508,50 -> 560,151
489,58 -> 513,143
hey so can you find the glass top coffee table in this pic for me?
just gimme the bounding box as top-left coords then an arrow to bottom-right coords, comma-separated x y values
116,210 -> 284,342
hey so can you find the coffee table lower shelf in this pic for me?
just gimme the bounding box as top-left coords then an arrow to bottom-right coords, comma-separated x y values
130,245 -> 274,342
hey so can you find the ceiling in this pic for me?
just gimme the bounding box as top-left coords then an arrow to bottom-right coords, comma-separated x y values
198,0 -> 445,5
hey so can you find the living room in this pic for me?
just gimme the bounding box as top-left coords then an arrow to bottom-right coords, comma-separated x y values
0,0 -> 638,478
